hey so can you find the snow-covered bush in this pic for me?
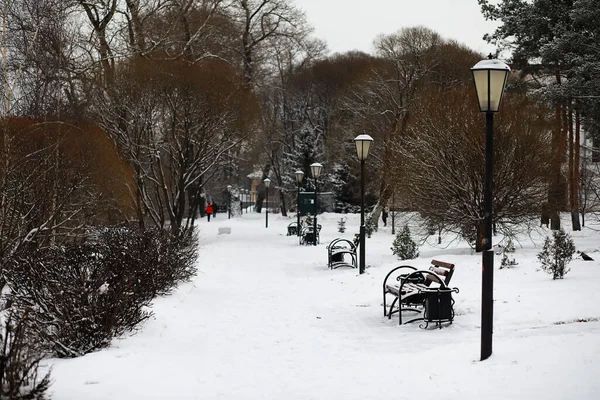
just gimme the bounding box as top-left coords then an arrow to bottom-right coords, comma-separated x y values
6,227 -> 198,358
537,228 -> 575,279
391,225 -> 419,260
0,310 -> 51,399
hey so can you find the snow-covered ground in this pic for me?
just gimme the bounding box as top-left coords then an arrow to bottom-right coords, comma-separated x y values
47,212 -> 600,399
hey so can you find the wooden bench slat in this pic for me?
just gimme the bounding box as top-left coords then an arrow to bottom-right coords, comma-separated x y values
386,282 -> 429,295
429,266 -> 449,276
431,259 -> 455,270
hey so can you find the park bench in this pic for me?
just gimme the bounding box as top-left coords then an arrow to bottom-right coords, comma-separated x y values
326,238 -> 358,269
287,221 -> 299,236
382,260 -> 459,328
300,224 -> 321,245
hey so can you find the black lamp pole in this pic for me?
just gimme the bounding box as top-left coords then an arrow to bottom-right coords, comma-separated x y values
310,163 -> 323,246
472,57 -> 510,361
359,158 -> 366,273
264,178 -> 271,228
354,134 -> 374,275
313,179 -> 318,245
482,111 -> 494,360
295,170 -> 304,237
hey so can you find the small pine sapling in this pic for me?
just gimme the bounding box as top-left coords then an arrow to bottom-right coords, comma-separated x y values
391,224 -> 419,260
305,214 -> 314,228
499,237 -> 517,269
365,214 -> 377,238
537,228 -> 576,279
337,217 -> 347,233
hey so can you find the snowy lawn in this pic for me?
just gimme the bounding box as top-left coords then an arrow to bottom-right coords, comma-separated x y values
47,212 -> 600,399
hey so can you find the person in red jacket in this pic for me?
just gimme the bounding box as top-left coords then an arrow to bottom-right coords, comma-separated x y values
206,203 -> 214,222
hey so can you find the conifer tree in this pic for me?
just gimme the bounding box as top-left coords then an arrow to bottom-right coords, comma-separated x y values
537,228 -> 576,279
391,224 -> 419,260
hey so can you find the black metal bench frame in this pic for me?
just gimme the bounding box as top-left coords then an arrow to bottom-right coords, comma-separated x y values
287,222 -> 298,236
382,260 -> 459,328
326,238 -> 357,269
300,224 -> 321,245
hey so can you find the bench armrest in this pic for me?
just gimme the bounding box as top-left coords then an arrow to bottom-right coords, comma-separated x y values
382,265 -> 417,291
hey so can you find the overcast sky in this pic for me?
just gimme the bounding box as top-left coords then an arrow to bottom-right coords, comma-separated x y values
294,0 -> 500,56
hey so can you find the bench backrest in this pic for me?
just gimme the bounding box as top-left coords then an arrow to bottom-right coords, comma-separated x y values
426,260 -> 455,285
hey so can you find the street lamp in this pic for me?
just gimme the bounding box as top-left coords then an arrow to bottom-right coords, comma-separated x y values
227,185 -> 232,219
295,170 -> 304,237
354,134 -> 374,274
310,163 -> 323,246
264,178 -> 271,228
471,57 -> 510,361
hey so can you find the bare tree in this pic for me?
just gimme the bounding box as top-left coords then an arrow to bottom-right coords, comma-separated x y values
399,87 -> 553,248
341,27 -> 451,224
93,58 -> 257,231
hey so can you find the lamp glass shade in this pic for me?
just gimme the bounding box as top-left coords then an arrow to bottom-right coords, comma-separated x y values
354,134 -> 374,161
310,163 -> 323,179
295,170 -> 304,183
263,178 -> 271,188
471,59 -> 510,112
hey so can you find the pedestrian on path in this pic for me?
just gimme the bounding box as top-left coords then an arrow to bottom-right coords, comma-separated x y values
206,203 -> 214,222
382,207 -> 389,227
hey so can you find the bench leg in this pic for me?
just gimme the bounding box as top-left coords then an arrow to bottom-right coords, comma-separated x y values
388,297 -> 399,319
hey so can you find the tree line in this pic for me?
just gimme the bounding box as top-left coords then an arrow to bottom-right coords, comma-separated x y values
1,0 -> 598,248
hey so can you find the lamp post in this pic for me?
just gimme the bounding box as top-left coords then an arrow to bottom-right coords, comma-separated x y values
310,163 -> 323,246
471,57 -> 510,361
354,134 -> 374,275
227,185 -> 232,219
295,170 -> 304,237
264,178 -> 271,228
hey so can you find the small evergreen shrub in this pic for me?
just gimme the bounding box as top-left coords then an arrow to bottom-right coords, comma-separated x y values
391,225 -> 419,260
537,228 -> 576,279
305,214 -> 314,228
365,214 -> 377,238
500,252 -> 518,269
337,217 -> 347,233
499,237 -> 517,269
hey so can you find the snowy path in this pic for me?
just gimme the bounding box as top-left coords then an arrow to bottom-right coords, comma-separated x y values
48,214 -> 600,399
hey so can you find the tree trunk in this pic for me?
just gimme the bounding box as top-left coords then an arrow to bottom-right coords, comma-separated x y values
549,102 -> 566,230
566,101 -> 581,231
255,192 -> 264,213
572,109 -> 581,230
279,189 -> 287,217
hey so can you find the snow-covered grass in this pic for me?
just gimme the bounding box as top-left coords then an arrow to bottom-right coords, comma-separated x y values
46,212 -> 600,399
